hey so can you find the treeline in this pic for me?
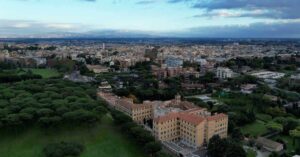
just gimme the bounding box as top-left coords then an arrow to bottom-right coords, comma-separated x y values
110,109 -> 171,157
47,58 -> 94,76
43,141 -> 84,157
0,72 -> 42,83
3,44 -> 57,52
99,62 -> 180,102
223,56 -> 299,71
0,62 -> 17,69
0,79 -> 107,130
208,135 -> 246,157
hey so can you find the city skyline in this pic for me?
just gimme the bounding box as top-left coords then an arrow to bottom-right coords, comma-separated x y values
1,0 -> 300,38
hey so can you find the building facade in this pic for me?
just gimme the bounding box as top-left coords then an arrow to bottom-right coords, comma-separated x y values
153,112 -> 227,148
99,92 -> 228,148
216,67 -> 234,79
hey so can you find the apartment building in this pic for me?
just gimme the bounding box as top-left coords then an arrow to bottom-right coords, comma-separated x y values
216,67 -> 234,79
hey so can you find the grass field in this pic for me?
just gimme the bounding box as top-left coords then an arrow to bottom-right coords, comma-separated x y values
241,120 -> 268,137
23,68 -> 61,78
272,135 -> 299,154
256,113 -> 272,123
246,148 -> 257,157
0,115 -> 146,157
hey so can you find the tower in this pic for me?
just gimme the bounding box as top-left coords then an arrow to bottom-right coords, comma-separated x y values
102,43 -> 105,50
175,94 -> 181,106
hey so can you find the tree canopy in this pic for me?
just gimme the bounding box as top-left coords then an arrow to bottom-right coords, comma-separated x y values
0,79 -> 107,130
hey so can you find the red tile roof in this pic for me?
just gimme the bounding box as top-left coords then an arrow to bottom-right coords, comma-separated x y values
116,99 -> 151,110
207,113 -> 227,121
154,112 -> 205,126
178,113 -> 205,125
153,113 -> 179,123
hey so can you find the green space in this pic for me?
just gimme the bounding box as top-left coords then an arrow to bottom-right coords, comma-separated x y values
272,135 -> 299,154
214,89 -> 300,155
96,62 -> 180,102
0,115 -> 146,157
256,113 -> 272,122
245,148 -> 257,157
241,120 -> 268,137
23,68 -> 61,78
0,68 -> 61,83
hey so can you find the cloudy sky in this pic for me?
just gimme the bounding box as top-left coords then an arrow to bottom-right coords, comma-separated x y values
0,0 -> 300,38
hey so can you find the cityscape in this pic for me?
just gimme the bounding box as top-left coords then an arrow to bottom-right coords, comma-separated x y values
0,1 -> 300,157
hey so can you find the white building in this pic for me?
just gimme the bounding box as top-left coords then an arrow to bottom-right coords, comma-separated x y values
216,67 -> 234,79
250,71 -> 285,80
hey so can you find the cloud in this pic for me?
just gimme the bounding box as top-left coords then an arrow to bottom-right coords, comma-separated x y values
167,0 -> 192,3
1,20 -> 300,38
193,9 -> 276,19
45,23 -> 76,29
167,0 -> 300,20
0,19 -> 87,36
179,21 -> 300,38
17,0 -> 97,2
135,0 -> 156,5
80,0 -> 96,2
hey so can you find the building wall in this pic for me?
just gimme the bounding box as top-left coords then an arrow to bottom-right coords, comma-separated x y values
216,67 -> 233,79
115,103 -> 132,117
131,105 -> 153,123
153,118 -> 180,142
179,119 -> 205,147
195,122 -> 205,147
205,116 -> 228,141
99,91 -> 228,148
153,114 -> 228,148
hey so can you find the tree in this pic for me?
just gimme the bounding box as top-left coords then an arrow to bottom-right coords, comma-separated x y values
155,151 -> 173,157
265,107 -> 286,118
199,72 -> 216,83
37,108 -> 54,117
92,106 -> 108,115
274,117 -> 298,135
208,135 -> 227,157
38,116 -> 62,128
111,110 -> 132,124
266,121 -> 283,132
290,126 -> 300,146
231,128 -> 244,142
269,152 -> 280,157
43,142 -> 84,157
207,101 -> 214,109
3,113 -> 23,127
0,79 -> 105,129
208,135 -> 246,157
225,143 -> 246,157
62,110 -> 98,124
144,142 -> 162,157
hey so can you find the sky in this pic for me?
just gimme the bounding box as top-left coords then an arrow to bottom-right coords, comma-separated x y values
0,0 -> 300,38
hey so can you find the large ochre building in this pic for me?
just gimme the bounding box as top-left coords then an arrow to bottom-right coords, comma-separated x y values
99,92 -> 228,148
153,112 -> 228,148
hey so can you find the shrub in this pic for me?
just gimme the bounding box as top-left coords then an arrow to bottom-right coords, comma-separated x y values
43,141 -> 84,157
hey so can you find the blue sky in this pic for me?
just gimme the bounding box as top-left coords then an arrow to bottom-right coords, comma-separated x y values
0,0 -> 300,38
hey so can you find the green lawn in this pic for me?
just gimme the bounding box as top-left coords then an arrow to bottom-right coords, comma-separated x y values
272,135 -> 299,154
241,120 -> 268,137
24,68 -> 61,78
0,115 -> 146,157
256,113 -> 272,123
246,148 -> 257,157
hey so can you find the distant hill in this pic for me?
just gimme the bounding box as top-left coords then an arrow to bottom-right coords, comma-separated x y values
0,30 -> 158,39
